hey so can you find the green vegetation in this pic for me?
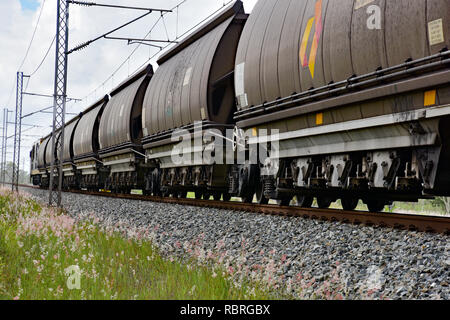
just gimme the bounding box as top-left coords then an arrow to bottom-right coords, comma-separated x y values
0,162 -> 30,185
328,199 -> 449,215
0,189 -> 270,300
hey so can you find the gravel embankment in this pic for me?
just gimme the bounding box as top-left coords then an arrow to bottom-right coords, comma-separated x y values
24,188 -> 449,300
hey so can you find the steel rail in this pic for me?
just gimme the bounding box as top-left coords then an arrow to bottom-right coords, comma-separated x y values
12,183 -> 450,235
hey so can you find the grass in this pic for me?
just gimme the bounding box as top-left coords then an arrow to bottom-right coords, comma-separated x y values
328,199 -> 449,215
9,187 -> 441,300
0,188 -> 398,300
0,189 -> 272,300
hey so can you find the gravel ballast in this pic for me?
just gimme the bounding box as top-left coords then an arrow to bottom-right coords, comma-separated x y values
24,188 -> 450,300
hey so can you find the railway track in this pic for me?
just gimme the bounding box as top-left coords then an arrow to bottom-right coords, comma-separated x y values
12,183 -> 450,235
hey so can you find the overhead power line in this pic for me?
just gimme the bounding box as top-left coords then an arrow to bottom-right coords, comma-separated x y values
4,0 -> 47,108
133,0 -> 235,76
74,0 -> 191,107
29,35 -> 56,77
23,92 -> 80,102
67,10 -> 158,54
18,0 -> 47,72
79,0 -> 234,107
68,1 -> 172,12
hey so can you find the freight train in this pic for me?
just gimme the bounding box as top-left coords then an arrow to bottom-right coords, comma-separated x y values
30,0 -> 450,212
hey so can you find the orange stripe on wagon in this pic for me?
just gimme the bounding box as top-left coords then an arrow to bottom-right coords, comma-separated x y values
424,90 -> 437,107
299,0 -> 323,79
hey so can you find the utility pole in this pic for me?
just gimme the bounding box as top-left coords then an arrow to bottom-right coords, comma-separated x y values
12,72 -> 28,192
1,109 -> 6,186
1,109 -> 12,186
49,0 -> 69,207
46,0 -> 172,207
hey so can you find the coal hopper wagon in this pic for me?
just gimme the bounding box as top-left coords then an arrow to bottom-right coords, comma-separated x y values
30,0 -> 450,212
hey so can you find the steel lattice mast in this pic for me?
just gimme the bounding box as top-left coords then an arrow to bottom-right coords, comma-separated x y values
49,0 -> 69,207
12,72 -> 25,192
1,108 -> 8,186
46,0 -> 171,207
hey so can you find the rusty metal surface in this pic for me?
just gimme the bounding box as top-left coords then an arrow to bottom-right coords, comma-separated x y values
142,2 -> 245,137
99,66 -> 153,152
235,0 -> 450,110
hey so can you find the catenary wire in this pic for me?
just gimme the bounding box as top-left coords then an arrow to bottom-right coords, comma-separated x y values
18,0 -> 47,72
3,0 -> 47,109
72,0 -> 191,109
29,35 -> 56,77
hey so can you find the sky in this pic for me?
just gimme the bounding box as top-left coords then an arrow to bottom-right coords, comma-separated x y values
0,0 -> 258,173
20,0 -> 40,11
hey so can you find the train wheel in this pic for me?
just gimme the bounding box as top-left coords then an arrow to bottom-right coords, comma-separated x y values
317,197 -> 333,209
178,191 -> 187,199
222,193 -> 231,202
366,200 -> 386,213
213,192 -> 221,201
341,198 -> 359,211
255,182 -> 268,205
296,195 -> 313,208
195,191 -> 203,200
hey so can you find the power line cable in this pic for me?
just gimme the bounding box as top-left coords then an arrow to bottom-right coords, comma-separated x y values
29,35 -> 56,77
132,0 -> 234,76
18,0 -> 47,71
4,0 -> 47,108
161,13 -> 170,41
4,80 -> 16,109
73,0 -> 191,108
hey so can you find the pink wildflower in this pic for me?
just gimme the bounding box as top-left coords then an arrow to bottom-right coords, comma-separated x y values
335,294 -> 344,300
